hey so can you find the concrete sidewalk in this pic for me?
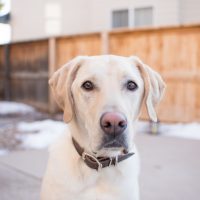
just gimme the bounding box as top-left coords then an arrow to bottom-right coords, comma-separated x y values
0,134 -> 200,200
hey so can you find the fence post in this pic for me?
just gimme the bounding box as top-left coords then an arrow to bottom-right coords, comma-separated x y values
4,44 -> 11,100
48,37 -> 58,113
101,31 -> 109,54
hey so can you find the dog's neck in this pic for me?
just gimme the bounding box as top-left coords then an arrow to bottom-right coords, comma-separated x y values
68,120 -> 94,153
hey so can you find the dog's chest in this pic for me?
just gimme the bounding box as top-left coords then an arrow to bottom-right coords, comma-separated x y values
64,168 -> 138,200
41,135 -> 140,200
68,178 -> 133,200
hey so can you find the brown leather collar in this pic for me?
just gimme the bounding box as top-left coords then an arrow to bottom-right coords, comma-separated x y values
72,137 -> 134,171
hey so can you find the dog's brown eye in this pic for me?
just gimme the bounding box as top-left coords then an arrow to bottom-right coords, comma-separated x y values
127,81 -> 138,91
82,81 -> 94,91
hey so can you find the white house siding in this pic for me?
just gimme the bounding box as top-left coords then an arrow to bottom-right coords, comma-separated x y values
88,0 -> 180,31
180,0 -> 200,24
10,0 -> 91,42
10,0 -> 200,42
59,1 -> 91,35
11,0 -> 46,42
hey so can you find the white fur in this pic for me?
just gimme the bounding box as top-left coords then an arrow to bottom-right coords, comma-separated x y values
41,55 -> 165,200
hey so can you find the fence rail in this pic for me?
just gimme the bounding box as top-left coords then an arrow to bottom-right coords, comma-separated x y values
0,24 -> 200,122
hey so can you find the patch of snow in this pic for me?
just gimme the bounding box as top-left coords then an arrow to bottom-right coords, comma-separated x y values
8,118 -> 200,151
160,122 -> 200,140
17,120 -> 67,149
0,149 -> 9,156
137,121 -> 200,140
136,121 -> 150,133
0,101 -> 35,115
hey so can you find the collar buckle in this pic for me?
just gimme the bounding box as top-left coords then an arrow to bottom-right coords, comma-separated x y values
114,156 -> 118,166
82,152 -> 103,171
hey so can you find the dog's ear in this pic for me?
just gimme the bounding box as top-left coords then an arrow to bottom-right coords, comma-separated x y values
49,56 -> 85,123
129,56 -> 166,122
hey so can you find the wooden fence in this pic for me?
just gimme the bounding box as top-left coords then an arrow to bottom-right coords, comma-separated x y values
109,26 -> 200,122
0,40 -> 49,110
0,25 -> 200,122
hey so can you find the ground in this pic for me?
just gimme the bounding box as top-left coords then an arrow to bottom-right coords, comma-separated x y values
0,134 -> 200,200
0,102 -> 63,152
0,101 -> 200,200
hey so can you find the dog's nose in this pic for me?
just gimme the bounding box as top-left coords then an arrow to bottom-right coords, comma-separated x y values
100,112 -> 127,136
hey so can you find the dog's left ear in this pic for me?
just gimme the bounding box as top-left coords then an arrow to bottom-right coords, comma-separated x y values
129,56 -> 166,122
49,56 -> 86,123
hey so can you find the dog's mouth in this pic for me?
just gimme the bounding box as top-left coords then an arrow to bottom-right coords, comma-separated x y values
103,140 -> 124,148
100,134 -> 128,151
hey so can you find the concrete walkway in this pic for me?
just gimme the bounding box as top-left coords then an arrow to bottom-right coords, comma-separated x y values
0,134 -> 200,200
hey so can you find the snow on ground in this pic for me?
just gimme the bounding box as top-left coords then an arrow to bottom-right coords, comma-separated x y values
0,101 -> 35,115
0,101 -> 200,152
137,121 -> 200,140
17,120 -> 67,149
16,120 -> 200,150
0,149 -> 9,155
160,122 -> 200,140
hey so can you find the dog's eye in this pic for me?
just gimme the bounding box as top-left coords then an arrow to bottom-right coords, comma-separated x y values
82,81 -> 94,91
126,81 -> 138,91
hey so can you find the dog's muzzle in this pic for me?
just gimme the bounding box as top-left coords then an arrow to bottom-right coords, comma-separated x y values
100,112 -> 128,149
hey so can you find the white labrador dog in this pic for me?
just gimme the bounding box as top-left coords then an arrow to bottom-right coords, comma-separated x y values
41,55 -> 165,200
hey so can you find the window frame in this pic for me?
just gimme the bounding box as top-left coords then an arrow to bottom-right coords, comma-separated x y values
111,9 -> 130,29
134,7 -> 154,27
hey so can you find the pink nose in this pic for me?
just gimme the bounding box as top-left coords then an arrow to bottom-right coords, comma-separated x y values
100,112 -> 127,136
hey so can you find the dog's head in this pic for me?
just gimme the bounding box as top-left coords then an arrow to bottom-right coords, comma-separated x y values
49,55 -> 165,156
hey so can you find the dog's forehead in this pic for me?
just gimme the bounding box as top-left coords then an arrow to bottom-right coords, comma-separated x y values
77,56 -> 140,79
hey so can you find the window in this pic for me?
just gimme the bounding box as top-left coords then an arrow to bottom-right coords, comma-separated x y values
45,2 -> 61,36
134,7 -> 153,27
112,9 -> 129,28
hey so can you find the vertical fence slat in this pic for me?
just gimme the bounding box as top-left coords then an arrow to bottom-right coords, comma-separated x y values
48,38 -> 58,113
101,32 -> 109,54
4,45 -> 11,100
